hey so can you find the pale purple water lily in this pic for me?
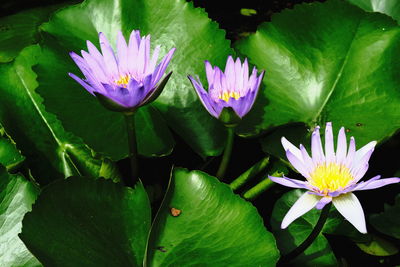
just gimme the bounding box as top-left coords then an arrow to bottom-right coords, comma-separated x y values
269,122 -> 400,233
69,30 -> 175,112
188,56 -> 264,125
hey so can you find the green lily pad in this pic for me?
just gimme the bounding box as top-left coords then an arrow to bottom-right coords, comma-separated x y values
20,177 -> 151,267
370,194 -> 400,240
0,166 -> 41,267
146,168 -> 280,266
235,0 -> 400,149
0,45 -> 120,184
356,234 -> 398,256
0,5 -> 62,63
271,189 -> 341,266
35,0 -> 233,159
0,131 -> 25,172
346,0 -> 400,23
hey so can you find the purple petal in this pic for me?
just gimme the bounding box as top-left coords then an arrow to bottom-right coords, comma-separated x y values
136,35 -> 147,74
68,73 -> 95,95
117,31 -> 129,74
226,97 -> 247,118
224,56 -> 235,89
354,141 -> 377,164
351,147 -> 374,182
286,150 -> 311,178
148,45 -> 160,74
325,122 -> 335,163
242,58 -> 249,91
311,126 -> 325,164
332,193 -> 367,233
281,192 -> 320,229
100,83 -> 132,108
205,61 -> 215,85
99,32 -> 119,78
281,137 -> 303,162
336,127 -> 347,164
300,144 -> 314,173
86,40 -> 104,65
353,176 -> 400,191
352,163 -> 369,182
234,58 -> 243,91
268,176 -> 309,189
345,137 -> 356,168
81,50 -> 107,82
151,48 -> 175,86
316,196 -> 332,209
188,75 -> 219,118
127,30 -> 140,72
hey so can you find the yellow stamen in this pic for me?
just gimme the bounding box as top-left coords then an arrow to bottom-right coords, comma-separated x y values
309,163 -> 354,194
114,74 -> 131,88
219,91 -> 241,102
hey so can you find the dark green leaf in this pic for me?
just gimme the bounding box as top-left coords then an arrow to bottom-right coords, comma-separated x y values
236,0 -> 400,149
356,234 -> 398,256
0,45 -> 120,184
0,130 -> 25,171
146,168 -> 280,266
271,190 -> 340,266
346,0 -> 400,23
0,5 -> 62,63
36,0 -> 233,159
20,177 -> 151,267
370,194 -> 400,240
0,166 -> 41,267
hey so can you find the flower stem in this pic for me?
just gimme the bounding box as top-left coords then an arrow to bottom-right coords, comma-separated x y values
242,178 -> 275,200
279,202 -> 332,265
216,127 -> 235,179
124,112 -> 138,185
230,157 -> 270,191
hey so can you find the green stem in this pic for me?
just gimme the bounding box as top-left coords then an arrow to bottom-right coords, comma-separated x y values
279,203 -> 332,265
216,127 -> 235,179
230,157 -> 270,191
243,178 -> 275,200
124,112 -> 138,184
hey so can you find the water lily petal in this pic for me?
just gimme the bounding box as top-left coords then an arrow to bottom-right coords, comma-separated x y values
281,137 -> 303,162
286,150 -> 310,178
268,176 -> 308,189
281,192 -> 320,229
315,196 -> 332,209
325,122 -> 335,163
311,126 -> 325,164
353,176 -> 400,191
336,127 -> 347,164
332,193 -> 366,234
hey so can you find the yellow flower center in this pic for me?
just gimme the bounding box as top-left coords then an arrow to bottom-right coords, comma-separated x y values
309,163 -> 354,194
114,74 -> 131,88
219,91 -> 241,102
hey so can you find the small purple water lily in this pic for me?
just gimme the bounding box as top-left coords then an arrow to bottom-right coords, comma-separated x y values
188,56 -> 264,126
69,30 -> 175,112
269,122 -> 400,233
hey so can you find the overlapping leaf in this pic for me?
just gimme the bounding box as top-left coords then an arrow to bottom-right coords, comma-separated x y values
0,130 -> 25,171
346,0 -> 400,23
0,5 -> 62,63
146,168 -> 279,266
35,0 -> 233,160
236,0 -> 400,149
0,45 -> 120,184
20,177 -> 150,267
0,166 -> 41,267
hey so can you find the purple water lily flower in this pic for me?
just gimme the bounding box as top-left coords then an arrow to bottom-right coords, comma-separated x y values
269,122 -> 400,233
69,30 -> 175,112
188,56 -> 264,126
